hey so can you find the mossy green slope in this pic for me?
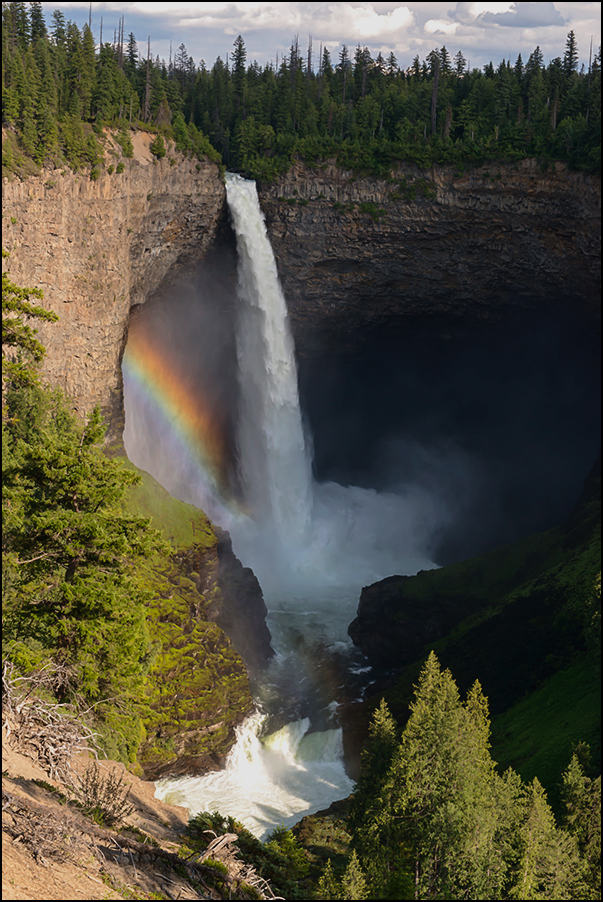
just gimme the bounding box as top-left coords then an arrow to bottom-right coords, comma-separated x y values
356,457 -> 600,805
120,457 -> 254,779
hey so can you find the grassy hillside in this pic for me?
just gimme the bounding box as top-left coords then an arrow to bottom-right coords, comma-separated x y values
356,457 -> 601,808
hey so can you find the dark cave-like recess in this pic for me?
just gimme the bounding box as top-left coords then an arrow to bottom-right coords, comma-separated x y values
137,227 -> 601,568
297,307 -> 601,565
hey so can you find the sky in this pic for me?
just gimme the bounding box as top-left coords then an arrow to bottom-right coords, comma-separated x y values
41,2 -> 601,72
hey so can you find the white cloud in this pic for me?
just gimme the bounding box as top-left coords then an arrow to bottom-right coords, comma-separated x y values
42,2 -> 601,70
479,2 -> 566,28
341,4 -> 414,39
468,2 -> 514,16
425,18 -> 459,35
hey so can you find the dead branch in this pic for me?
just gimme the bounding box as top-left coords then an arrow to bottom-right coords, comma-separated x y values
2,660 -> 100,784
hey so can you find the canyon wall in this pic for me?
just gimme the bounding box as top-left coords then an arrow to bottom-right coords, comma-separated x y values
4,151 -> 599,430
259,159 -> 601,355
2,133 -> 225,437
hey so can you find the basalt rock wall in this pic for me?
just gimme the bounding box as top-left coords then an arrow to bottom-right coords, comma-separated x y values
3,153 -> 600,425
259,159 -> 600,355
2,133 -> 225,438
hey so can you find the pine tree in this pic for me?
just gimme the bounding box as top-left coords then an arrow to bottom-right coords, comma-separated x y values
454,50 -> 466,77
80,23 -> 97,118
316,859 -> 340,900
509,778 -> 587,900
561,752 -> 601,898
564,30 -> 579,76
29,1 -> 46,44
125,31 -> 138,73
2,250 -> 58,389
392,653 -> 507,899
50,9 -> 66,47
340,850 -> 368,900
232,34 -> 247,115
150,133 -> 166,158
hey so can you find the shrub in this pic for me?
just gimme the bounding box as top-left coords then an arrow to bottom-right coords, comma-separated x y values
150,135 -> 166,159
73,761 -> 134,826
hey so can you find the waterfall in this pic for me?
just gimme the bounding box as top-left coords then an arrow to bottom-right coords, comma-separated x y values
156,710 -> 354,838
225,173 -> 313,554
132,172 -> 443,837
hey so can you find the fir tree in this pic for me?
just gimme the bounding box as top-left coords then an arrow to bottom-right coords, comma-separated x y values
564,30 -> 579,76
561,751 -> 601,898
2,250 -> 58,389
28,1 -> 46,44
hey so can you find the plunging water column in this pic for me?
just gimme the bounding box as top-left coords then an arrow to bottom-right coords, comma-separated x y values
147,174 -> 441,837
225,174 -> 313,566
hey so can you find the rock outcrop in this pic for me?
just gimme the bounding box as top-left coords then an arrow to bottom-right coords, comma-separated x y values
259,159 -> 600,356
2,133 -> 225,438
213,527 -> 275,673
347,457 -> 600,712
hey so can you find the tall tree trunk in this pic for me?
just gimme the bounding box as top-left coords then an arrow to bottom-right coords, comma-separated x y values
431,60 -> 439,135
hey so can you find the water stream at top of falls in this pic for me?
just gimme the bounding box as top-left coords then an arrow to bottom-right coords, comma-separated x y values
139,174 -> 440,837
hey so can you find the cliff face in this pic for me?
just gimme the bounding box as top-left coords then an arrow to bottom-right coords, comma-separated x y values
259,159 -> 600,355
2,133 -> 225,437
4,153 -> 599,422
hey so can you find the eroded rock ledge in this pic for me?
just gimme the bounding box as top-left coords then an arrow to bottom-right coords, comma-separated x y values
259,159 -> 600,356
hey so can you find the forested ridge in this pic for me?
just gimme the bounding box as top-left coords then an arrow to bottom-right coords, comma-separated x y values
2,1 -> 601,180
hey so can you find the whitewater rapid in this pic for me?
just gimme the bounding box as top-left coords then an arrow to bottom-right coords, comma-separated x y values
145,174 -> 440,837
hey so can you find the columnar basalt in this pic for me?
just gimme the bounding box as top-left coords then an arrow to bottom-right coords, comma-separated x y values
259,159 -> 600,355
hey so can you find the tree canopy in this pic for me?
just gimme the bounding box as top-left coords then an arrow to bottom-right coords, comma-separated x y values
2,5 -> 601,179
331,652 -> 600,900
2,263 -> 167,760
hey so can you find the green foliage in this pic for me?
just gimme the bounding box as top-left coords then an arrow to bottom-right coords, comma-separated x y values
1,19 -> 599,179
343,657 -> 598,900
149,134 -> 166,159
561,750 -> 601,898
2,274 -> 168,762
491,655 -> 601,807
2,250 -> 58,388
115,127 -> 134,159
186,812 -> 311,899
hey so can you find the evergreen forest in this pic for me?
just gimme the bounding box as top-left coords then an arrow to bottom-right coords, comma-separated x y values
2,3 -> 601,899
1,1 -> 601,181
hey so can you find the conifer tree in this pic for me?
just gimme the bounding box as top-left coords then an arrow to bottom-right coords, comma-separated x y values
391,653 -> 507,899
564,30 -> 579,76
509,778 -> 587,900
561,752 -> 601,898
2,250 -> 58,389
340,850 -> 368,900
29,1 -> 46,44
50,8 -> 66,47
348,697 -> 400,888
232,34 -> 247,115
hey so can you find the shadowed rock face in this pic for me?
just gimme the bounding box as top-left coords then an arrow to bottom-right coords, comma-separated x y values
213,527 -> 275,673
3,156 -> 598,434
256,160 -> 600,564
259,159 -> 600,356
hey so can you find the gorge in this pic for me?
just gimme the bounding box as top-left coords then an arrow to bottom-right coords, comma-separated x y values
2,139 -> 600,833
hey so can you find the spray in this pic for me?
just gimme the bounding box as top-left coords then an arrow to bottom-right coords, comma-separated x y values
132,174 -> 444,835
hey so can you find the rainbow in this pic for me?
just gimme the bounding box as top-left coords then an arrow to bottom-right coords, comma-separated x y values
122,322 -> 239,517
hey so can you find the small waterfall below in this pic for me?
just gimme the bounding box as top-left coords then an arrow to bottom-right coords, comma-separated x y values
144,173 -> 442,837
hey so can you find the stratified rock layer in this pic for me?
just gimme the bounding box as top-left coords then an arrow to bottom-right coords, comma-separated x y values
259,159 -> 600,355
2,134 -> 225,437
